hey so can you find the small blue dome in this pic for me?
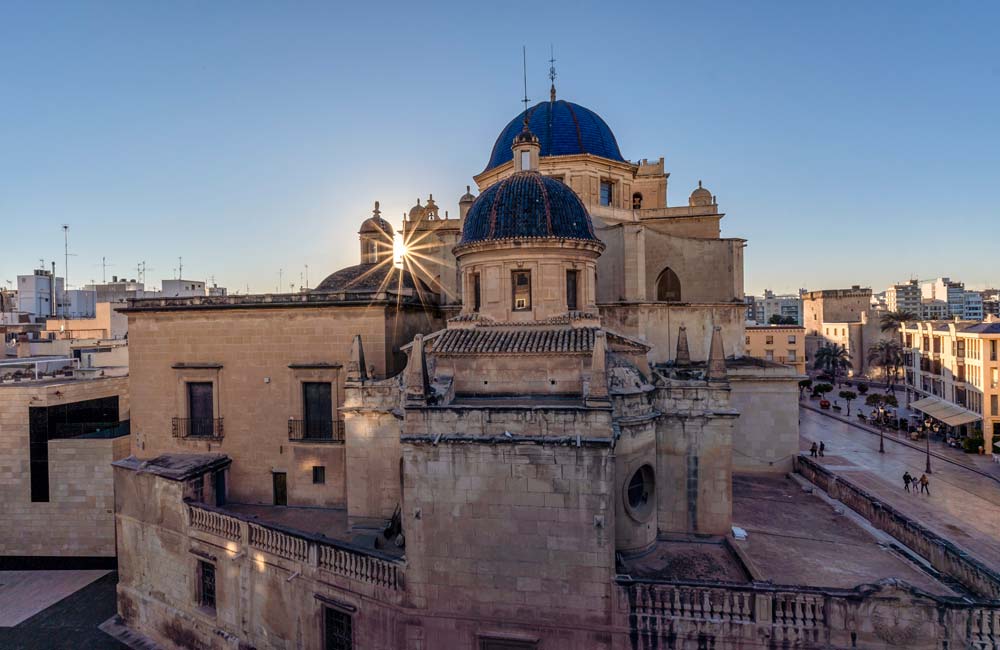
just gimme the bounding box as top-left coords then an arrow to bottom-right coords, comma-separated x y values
460,172 -> 598,245
485,100 -> 625,172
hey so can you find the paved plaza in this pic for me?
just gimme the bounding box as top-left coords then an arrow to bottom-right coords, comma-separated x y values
0,571 -> 125,649
800,405 -> 1000,569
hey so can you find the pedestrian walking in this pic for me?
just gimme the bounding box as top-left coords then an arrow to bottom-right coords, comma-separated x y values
809,442 -> 818,458
819,441 -> 826,457
902,472 -> 912,492
919,474 -> 930,495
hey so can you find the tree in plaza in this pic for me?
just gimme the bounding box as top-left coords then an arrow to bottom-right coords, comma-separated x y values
867,339 -> 903,390
813,383 -> 834,399
813,343 -> 852,385
839,390 -> 858,415
883,394 -> 899,409
798,378 -> 813,398
857,383 -> 869,395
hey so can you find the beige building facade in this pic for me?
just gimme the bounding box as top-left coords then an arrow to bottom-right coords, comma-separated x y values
901,318 -> 1000,452
745,325 -> 806,374
802,286 -> 891,376
0,364 -> 129,563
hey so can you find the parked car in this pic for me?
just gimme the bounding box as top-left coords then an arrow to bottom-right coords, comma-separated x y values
819,400 -> 831,409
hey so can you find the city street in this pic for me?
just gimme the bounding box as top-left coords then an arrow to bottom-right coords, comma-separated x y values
799,406 -> 1000,569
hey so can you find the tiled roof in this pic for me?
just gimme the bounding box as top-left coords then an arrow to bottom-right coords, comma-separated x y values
430,327 -> 648,355
485,100 -> 625,171
460,172 -> 598,244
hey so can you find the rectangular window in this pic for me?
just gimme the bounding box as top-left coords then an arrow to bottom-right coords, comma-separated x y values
313,466 -> 326,484
788,350 -> 797,361
599,180 -> 613,206
511,270 -> 531,311
198,561 -> 216,611
992,394 -> 998,417
187,382 -> 214,437
745,336 -> 750,345
788,335 -> 796,344
765,350 -> 774,361
273,471 -> 287,506
992,340 -> 997,361
765,335 -> 773,345
325,607 -> 353,650
472,273 -> 481,312
303,382 -> 333,439
566,270 -> 579,311
520,150 -> 531,170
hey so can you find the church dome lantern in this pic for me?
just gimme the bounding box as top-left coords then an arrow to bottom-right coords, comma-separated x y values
689,181 -> 714,207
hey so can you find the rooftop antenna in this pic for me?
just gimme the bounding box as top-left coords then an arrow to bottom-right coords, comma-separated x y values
548,44 -> 557,102
305,264 -> 309,289
60,225 -> 76,316
178,256 -> 183,279
96,256 -> 114,283
521,46 -> 530,128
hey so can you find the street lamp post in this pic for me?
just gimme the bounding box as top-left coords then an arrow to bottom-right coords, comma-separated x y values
877,406 -> 886,453
923,418 -> 934,474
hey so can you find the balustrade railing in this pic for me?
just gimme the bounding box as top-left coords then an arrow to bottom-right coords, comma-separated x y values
319,543 -> 401,590
185,502 -> 402,590
248,522 -> 308,562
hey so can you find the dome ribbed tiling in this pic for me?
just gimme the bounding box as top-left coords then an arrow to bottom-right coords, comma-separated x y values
460,172 -> 598,245
485,100 -> 624,172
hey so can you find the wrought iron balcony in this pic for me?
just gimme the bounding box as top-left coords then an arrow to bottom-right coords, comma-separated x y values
288,418 -> 345,443
172,417 -> 224,440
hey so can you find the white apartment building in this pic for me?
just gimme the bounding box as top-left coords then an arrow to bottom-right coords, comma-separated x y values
886,280 -> 922,314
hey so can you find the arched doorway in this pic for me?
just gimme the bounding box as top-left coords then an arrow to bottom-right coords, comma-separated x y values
656,267 -> 681,302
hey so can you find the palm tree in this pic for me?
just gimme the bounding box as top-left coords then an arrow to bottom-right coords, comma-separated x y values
868,340 -> 903,390
881,310 -> 917,349
813,343 -> 852,385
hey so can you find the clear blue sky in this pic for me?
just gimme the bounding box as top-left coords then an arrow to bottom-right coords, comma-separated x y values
2,1 -> 997,296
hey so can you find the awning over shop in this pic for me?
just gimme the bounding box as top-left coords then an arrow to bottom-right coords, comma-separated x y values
910,396 -> 982,427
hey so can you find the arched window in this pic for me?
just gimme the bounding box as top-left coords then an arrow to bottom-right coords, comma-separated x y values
656,267 -> 682,302
632,192 -> 643,209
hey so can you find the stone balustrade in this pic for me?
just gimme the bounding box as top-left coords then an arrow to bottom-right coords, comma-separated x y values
619,578 -> 1000,649
796,455 -> 1000,600
248,522 -> 308,562
186,502 -> 403,591
188,504 -> 241,541
319,543 -> 401,590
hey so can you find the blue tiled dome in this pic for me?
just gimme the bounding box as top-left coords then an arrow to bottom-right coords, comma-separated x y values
460,171 -> 598,244
484,100 -> 625,172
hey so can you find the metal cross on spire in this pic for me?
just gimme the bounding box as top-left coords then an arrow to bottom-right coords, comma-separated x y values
549,44 -> 557,102
521,46 -> 530,129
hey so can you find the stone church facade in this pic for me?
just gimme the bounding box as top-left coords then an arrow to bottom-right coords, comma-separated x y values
108,91 -> 999,649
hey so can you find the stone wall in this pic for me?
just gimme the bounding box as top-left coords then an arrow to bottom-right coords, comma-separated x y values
728,366 -> 801,473
401,439 -> 617,641
599,302 -> 746,364
0,375 -> 129,558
